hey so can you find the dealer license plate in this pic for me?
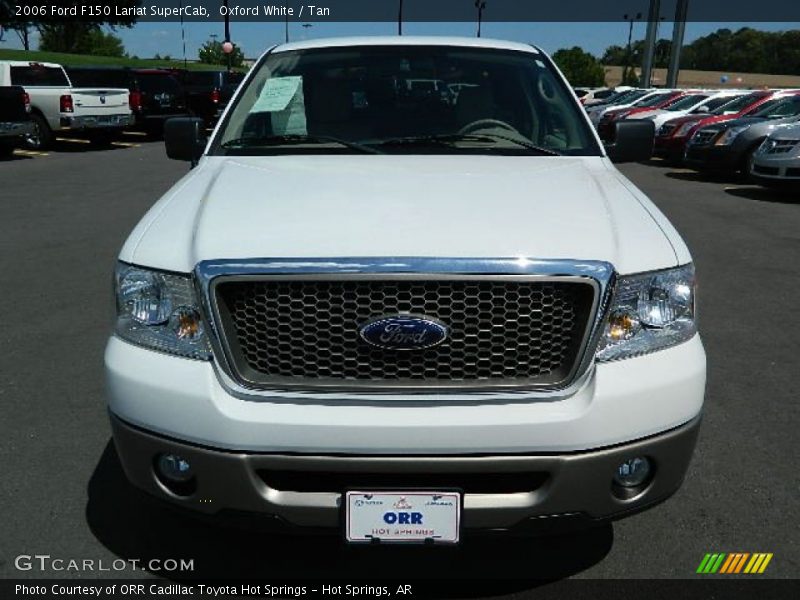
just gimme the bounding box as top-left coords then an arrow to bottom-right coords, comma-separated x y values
345,491 -> 461,544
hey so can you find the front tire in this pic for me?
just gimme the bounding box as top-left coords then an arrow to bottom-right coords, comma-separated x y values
24,114 -> 53,150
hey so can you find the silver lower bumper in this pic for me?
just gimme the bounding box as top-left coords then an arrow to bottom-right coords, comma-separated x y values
0,120 -> 35,137
111,413 -> 701,533
61,114 -> 134,129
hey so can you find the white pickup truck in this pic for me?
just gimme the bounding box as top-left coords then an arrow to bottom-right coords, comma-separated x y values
107,37 -> 705,542
0,61 -> 133,149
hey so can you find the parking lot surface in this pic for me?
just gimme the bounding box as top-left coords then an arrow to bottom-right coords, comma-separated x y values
0,141 -> 797,592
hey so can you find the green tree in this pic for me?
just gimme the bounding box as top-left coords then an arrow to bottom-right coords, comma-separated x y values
552,47 -> 606,87
198,39 -> 245,68
41,26 -> 125,57
2,1 -> 139,54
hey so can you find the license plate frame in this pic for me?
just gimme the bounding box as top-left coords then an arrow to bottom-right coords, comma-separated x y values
344,490 -> 462,545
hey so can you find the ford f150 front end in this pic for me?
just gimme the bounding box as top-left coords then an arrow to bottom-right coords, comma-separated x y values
106,37 -> 705,543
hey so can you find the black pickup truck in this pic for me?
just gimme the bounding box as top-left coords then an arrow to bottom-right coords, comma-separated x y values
176,69 -> 245,126
0,85 -> 34,157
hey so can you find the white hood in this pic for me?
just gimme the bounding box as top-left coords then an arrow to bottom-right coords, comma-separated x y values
121,155 -> 683,275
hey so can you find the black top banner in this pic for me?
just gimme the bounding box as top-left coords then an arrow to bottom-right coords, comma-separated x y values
2,0 -> 800,23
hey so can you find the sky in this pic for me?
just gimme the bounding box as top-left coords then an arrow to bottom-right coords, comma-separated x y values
1,20 -> 797,61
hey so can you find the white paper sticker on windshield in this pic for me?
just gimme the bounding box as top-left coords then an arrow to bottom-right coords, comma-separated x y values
252,76 -> 302,112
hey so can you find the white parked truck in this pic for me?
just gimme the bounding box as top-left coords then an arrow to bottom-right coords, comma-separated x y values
0,61 -> 133,149
107,37 -> 705,543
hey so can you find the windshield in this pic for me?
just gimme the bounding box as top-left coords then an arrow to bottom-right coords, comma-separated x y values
66,68 -> 129,88
695,95 -> 740,113
664,94 -> 709,111
711,92 -> 764,115
752,95 -> 800,119
632,92 -> 675,108
215,46 -> 601,156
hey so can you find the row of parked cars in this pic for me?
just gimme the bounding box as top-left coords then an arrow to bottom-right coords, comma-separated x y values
580,85 -> 800,189
0,60 -> 245,155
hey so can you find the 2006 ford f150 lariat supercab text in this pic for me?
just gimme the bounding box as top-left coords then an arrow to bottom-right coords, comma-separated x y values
106,38 -> 705,543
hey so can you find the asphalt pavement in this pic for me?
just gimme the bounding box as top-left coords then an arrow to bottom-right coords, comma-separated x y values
0,139 -> 797,594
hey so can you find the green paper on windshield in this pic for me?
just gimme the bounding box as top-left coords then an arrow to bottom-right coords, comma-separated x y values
252,76 -> 303,112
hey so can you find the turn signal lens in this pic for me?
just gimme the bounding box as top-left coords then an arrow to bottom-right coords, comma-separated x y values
170,306 -> 204,342
607,309 -> 642,342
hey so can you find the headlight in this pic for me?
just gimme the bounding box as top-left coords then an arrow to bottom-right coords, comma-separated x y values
114,263 -> 212,359
675,122 -> 696,137
714,125 -> 750,146
596,264 -> 696,362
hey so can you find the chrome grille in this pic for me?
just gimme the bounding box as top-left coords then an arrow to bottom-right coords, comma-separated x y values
212,277 -> 597,391
658,123 -> 677,137
765,139 -> 799,154
691,129 -> 717,145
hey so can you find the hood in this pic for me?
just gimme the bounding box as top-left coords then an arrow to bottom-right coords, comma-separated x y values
708,114 -> 800,134
707,116 -> 767,131
765,121 -> 800,139
121,155 -> 681,275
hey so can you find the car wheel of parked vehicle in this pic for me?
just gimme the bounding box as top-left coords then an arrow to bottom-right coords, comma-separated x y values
24,114 -> 53,150
740,144 -> 761,181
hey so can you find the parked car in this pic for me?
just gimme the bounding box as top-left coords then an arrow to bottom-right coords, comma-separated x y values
588,89 -> 662,126
596,90 -> 682,140
0,61 -> 132,149
177,69 -> 245,126
582,86 -> 634,107
66,67 -> 189,135
684,93 -> 800,173
654,90 -> 774,164
585,88 -> 650,122
0,85 -> 34,157
750,122 -> 800,189
107,37 -> 703,542
635,91 -> 745,131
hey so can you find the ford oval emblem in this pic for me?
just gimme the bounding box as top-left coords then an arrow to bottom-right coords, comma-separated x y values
359,315 -> 448,351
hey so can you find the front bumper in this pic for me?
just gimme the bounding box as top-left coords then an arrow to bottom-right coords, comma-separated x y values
684,142 -> 743,171
654,136 -> 689,161
0,120 -> 35,138
751,153 -> 800,184
111,412 -> 701,532
59,113 -> 134,130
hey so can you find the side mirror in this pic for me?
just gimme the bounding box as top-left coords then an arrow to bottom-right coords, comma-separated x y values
693,105 -> 710,114
605,120 -> 654,163
164,117 -> 206,164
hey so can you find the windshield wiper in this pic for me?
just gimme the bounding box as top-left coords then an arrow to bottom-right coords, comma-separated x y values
373,133 -> 562,156
221,134 -> 382,154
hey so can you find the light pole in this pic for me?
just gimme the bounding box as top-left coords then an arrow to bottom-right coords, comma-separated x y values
223,0 -> 231,72
640,0 -> 661,88
398,0 -> 403,36
475,1 -> 487,38
623,12 -> 642,85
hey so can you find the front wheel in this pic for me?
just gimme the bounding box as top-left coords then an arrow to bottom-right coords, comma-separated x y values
23,114 -> 53,150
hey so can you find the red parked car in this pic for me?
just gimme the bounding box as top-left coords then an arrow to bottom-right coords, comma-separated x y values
653,90 -> 782,163
596,90 -> 686,142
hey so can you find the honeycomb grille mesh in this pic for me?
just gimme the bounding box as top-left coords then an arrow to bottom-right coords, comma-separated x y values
214,278 -> 595,388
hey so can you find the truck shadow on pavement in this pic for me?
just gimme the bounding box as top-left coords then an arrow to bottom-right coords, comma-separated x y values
86,442 -> 613,594
723,185 -> 800,204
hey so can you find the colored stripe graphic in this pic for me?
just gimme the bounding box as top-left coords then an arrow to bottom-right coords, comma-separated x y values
701,553 -> 773,574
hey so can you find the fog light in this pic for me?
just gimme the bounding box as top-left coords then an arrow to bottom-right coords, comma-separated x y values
613,457 -> 651,488
157,453 -> 193,482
